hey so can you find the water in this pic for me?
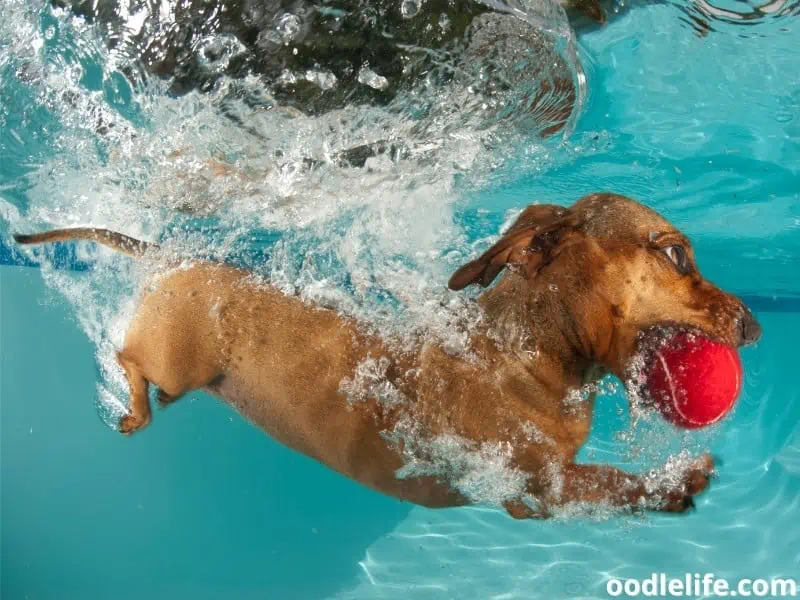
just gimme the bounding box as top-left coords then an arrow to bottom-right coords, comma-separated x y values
1,0 -> 798,598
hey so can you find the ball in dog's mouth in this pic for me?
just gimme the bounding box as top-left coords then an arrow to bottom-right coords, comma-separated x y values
640,331 -> 743,429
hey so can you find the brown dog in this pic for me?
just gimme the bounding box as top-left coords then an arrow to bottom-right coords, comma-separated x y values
14,193 -> 761,518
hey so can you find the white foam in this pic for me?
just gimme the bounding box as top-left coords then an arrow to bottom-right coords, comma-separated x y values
339,356 -> 407,407
391,426 -> 532,507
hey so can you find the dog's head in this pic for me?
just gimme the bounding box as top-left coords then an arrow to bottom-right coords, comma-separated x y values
449,193 -> 761,378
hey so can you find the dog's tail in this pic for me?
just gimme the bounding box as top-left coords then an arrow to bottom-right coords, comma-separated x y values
13,228 -> 157,257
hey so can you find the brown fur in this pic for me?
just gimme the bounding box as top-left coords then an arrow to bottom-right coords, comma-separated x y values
14,193 -> 761,517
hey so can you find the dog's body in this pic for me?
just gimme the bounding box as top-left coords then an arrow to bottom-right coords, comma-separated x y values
15,193 -> 761,517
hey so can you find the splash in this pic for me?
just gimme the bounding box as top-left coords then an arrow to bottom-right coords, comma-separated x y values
387,416 -> 532,506
0,0 -> 585,428
339,355 -> 407,408
12,3 -> 591,327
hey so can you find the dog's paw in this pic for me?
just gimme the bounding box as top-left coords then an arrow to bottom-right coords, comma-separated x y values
658,455 -> 715,513
119,413 -> 151,435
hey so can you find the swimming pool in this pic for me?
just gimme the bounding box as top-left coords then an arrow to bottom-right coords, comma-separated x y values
1,1 -> 798,599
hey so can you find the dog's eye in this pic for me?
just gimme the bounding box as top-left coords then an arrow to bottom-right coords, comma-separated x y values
663,245 -> 689,274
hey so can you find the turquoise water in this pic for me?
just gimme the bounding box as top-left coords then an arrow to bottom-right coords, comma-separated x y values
1,1 -> 799,599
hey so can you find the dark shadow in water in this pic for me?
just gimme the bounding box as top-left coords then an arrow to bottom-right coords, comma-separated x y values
0,267 -> 411,600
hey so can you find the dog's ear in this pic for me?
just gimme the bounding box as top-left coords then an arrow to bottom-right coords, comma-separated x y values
448,204 -> 580,291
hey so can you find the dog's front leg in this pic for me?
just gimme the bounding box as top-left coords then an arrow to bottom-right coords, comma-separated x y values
504,455 -> 715,519
555,456 -> 715,514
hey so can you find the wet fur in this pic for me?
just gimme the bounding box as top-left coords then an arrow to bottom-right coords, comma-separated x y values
14,193 -> 761,517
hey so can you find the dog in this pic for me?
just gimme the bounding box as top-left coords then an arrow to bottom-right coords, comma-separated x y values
14,192 -> 761,518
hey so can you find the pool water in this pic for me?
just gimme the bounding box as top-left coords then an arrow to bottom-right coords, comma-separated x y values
1,1 -> 798,599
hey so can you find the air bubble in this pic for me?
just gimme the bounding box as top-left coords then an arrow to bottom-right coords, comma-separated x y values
400,0 -> 422,19
358,66 -> 389,91
276,13 -> 302,43
304,69 -> 337,90
194,34 -> 247,73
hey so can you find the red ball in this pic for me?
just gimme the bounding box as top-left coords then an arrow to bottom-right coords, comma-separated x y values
645,333 -> 743,429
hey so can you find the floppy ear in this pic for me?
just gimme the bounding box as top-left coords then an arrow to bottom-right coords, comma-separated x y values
448,204 -> 580,291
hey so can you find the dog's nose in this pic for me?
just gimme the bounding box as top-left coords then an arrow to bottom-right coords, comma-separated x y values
738,307 -> 762,346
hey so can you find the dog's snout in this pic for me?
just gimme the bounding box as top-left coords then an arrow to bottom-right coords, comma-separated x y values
738,307 -> 762,346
